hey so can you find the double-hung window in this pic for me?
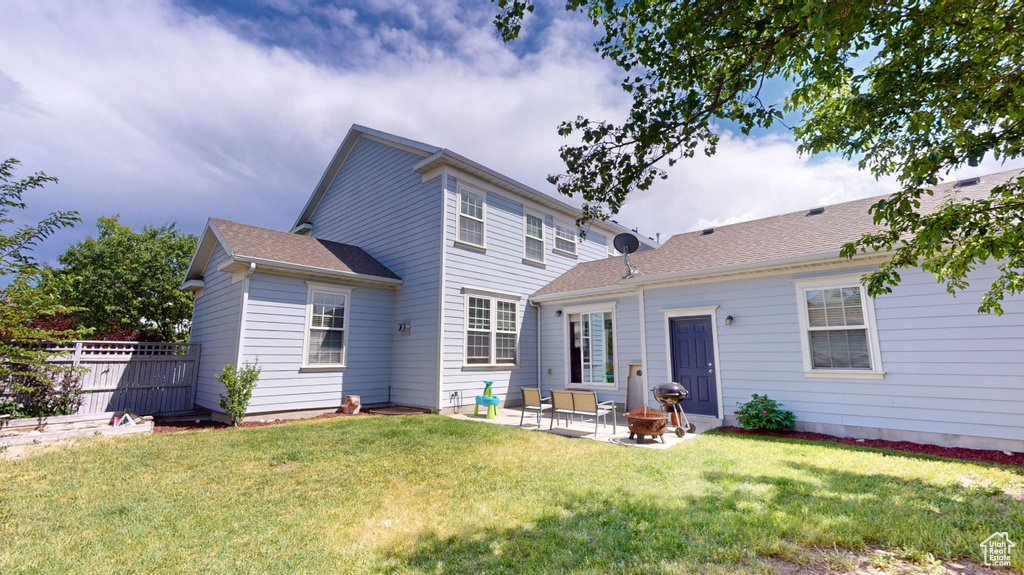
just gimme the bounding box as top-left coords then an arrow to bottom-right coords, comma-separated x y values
523,212 -> 545,263
794,276 -> 883,378
458,186 -> 485,247
465,293 -> 518,365
304,284 -> 351,367
553,220 -> 577,255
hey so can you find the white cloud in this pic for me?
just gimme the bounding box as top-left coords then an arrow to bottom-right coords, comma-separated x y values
2,0 -> 992,266
612,132 -> 901,241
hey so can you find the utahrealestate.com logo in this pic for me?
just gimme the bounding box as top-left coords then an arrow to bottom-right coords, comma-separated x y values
980,532 -> 1015,568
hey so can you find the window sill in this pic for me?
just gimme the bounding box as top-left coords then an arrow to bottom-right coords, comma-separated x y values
300,365 -> 347,372
803,370 -> 884,380
454,240 -> 486,252
462,364 -> 520,370
567,382 -> 618,391
522,258 -> 546,267
553,248 -> 578,258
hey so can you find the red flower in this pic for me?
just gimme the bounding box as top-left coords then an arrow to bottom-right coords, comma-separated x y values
763,410 -> 768,414
733,411 -> 737,414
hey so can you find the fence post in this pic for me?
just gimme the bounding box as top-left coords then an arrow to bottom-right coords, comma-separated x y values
72,341 -> 83,367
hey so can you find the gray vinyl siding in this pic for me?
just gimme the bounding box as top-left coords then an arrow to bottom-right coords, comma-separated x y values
238,272 -> 394,413
442,175 -> 608,405
189,243 -> 243,412
538,295 -> 641,406
308,137 -> 443,409
633,264 -> 1024,443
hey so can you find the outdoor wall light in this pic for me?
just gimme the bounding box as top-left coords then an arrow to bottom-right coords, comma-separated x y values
725,315 -> 734,325
555,309 -> 563,317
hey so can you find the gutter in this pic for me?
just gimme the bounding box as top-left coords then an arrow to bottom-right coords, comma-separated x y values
529,299 -> 542,399
223,256 -> 404,289
234,262 -> 257,368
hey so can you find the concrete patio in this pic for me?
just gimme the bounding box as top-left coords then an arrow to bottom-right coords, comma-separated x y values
445,404 -> 722,449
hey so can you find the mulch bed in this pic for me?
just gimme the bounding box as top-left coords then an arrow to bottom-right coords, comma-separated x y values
153,411 -> 368,434
718,426 -> 1024,467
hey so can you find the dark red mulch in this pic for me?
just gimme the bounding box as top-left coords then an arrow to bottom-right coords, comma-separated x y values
153,411 -> 369,434
718,426 -> 1024,467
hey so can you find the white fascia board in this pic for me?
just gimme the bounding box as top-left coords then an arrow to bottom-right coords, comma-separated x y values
225,256 -> 404,289
178,279 -> 205,292
182,219 -> 231,281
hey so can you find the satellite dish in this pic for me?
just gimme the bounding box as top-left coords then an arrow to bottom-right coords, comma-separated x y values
613,232 -> 640,254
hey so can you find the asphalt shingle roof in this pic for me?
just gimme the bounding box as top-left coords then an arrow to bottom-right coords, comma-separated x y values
210,218 -> 401,281
533,169 -> 1020,298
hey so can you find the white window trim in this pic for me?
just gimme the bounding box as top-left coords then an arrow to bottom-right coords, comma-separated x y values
793,275 -> 884,379
522,210 -> 546,265
456,183 -> 486,249
661,306 -> 724,419
301,283 -> 352,369
552,219 -> 578,257
462,291 -> 520,368
561,302 -> 619,390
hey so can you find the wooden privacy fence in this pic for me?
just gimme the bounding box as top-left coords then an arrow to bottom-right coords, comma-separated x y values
44,341 -> 201,416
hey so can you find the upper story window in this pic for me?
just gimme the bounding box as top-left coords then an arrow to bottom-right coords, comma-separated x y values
465,293 -> 518,366
794,276 -> 884,378
553,220 -> 577,255
304,284 -> 351,368
457,186 -> 485,247
523,212 -> 545,263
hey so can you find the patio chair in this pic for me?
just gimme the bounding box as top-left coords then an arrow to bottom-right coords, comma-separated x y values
571,390 -> 617,437
549,390 -> 576,429
519,387 -> 551,428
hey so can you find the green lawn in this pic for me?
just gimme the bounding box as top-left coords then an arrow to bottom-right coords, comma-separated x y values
1,415 -> 1021,574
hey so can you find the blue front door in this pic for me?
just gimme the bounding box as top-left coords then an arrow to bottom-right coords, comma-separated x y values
669,316 -> 719,417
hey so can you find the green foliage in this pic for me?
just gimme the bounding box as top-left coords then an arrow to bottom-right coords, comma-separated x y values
2,416 -> 1022,573
494,0 -> 1024,313
734,394 -> 796,431
0,158 -> 85,411
217,360 -> 262,426
40,216 -> 199,341
6,368 -> 83,418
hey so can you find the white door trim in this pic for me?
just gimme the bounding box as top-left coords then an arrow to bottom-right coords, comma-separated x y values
661,306 -> 723,419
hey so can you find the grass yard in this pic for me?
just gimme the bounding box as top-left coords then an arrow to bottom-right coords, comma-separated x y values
1,414 -> 1022,574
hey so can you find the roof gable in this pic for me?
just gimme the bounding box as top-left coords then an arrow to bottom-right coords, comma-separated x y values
183,218 -> 401,285
292,125 -> 441,231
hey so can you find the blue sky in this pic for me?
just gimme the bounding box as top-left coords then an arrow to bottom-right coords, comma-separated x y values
2,0 -> 1019,267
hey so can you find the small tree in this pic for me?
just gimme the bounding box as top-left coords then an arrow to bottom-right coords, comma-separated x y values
40,216 -> 198,342
217,360 -> 261,426
0,158 -> 86,417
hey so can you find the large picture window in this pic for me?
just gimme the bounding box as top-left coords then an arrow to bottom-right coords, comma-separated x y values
566,309 -> 615,387
304,285 -> 351,367
794,276 -> 883,378
458,186 -> 485,247
465,293 -> 518,365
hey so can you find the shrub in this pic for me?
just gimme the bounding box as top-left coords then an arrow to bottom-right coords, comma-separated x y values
217,360 -> 261,426
734,394 -> 796,431
3,367 -> 83,418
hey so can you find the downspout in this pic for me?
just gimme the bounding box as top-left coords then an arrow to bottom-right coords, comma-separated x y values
530,299 -> 542,398
234,262 -> 256,368
435,168 -> 449,412
638,287 -> 649,408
